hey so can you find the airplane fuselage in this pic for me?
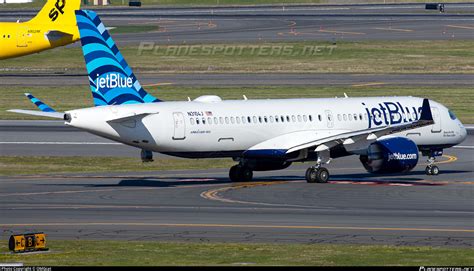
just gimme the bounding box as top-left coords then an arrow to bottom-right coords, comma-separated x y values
0,22 -> 79,59
66,96 -> 467,159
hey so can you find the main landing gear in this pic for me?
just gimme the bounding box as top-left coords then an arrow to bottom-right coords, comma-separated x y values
425,156 -> 439,176
229,164 -> 253,182
305,149 -> 332,183
305,167 -> 329,183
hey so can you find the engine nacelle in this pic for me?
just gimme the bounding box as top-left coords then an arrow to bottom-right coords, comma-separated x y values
246,159 -> 292,172
360,137 -> 419,173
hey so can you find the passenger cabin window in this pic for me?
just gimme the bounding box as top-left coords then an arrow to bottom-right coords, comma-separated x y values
318,115 -> 322,121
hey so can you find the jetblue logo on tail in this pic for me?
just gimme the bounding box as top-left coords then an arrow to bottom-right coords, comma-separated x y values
76,10 -> 161,106
95,73 -> 133,92
362,102 -> 422,128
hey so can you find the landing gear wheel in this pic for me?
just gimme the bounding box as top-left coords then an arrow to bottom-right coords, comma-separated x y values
229,165 -> 253,182
317,167 -> 329,183
425,165 -> 440,176
240,167 -> 253,182
305,168 -> 317,183
305,167 -> 330,183
229,165 -> 241,182
425,165 -> 432,175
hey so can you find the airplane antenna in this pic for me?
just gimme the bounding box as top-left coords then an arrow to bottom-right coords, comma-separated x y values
344,93 -> 348,98
243,95 -> 248,100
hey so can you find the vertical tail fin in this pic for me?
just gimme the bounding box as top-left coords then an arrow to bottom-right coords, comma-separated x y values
75,10 -> 161,106
29,0 -> 80,26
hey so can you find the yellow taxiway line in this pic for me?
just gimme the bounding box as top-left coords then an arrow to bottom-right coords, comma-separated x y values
351,82 -> 386,87
445,24 -> 474,30
373,27 -> 414,32
143,82 -> 174,87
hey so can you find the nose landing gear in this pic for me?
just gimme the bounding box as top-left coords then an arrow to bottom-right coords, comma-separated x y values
425,156 -> 439,176
423,149 -> 443,176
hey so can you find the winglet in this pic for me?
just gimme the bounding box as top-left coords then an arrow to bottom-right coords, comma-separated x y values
419,98 -> 433,121
25,93 -> 56,112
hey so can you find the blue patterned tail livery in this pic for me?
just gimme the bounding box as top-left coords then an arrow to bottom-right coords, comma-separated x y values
25,93 -> 56,112
75,10 -> 161,106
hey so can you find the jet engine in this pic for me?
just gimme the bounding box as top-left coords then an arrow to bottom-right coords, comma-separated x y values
359,137 -> 419,173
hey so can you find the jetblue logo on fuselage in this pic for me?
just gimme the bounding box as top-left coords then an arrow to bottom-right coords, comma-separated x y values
387,152 -> 417,161
95,73 -> 133,92
362,102 -> 422,128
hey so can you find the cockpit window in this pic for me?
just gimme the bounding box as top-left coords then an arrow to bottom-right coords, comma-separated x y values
448,110 -> 457,120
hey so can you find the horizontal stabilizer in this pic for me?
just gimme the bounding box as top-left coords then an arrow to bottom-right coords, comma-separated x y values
7,109 -> 64,119
45,31 -> 73,42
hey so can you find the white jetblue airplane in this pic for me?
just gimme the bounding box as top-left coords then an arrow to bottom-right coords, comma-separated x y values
10,10 -> 467,183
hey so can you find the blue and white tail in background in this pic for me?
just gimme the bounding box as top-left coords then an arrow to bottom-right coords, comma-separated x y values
75,10 -> 161,106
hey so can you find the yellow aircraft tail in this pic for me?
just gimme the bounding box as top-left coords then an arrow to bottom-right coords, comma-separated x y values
28,0 -> 81,26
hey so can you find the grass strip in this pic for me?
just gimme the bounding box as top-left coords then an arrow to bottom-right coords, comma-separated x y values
0,156 -> 234,176
0,240 -> 472,266
1,41 -> 473,74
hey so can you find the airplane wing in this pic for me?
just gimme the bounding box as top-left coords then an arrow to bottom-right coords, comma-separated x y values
243,98 -> 434,159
